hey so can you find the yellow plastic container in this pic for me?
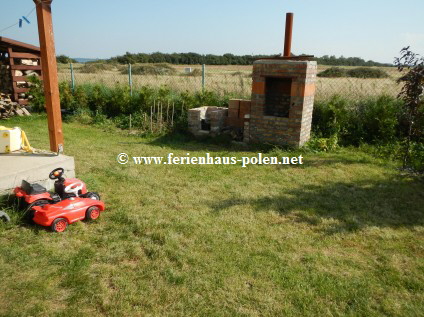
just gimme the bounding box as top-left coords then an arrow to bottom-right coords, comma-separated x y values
0,127 -> 22,153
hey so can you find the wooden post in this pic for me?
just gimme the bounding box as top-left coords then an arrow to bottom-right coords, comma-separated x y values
34,0 -> 64,152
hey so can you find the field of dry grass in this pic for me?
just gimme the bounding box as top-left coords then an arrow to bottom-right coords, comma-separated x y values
57,63 -> 402,100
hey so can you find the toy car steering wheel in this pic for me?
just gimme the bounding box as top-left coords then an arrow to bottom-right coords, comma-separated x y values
49,167 -> 64,180
64,182 -> 84,197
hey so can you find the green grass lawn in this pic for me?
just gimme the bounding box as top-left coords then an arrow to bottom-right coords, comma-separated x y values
1,115 -> 423,316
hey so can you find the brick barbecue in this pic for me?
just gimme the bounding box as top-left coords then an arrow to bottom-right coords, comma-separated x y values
247,59 -> 317,146
188,13 -> 317,147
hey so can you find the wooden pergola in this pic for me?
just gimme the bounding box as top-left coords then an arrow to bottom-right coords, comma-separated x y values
33,0 -> 63,152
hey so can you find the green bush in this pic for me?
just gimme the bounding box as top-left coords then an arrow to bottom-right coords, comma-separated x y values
29,82 -> 227,133
312,95 -> 403,146
346,67 -> 389,78
361,141 -> 424,171
317,67 -> 347,78
305,136 -> 339,152
27,76 -> 45,112
318,67 -> 389,78
56,55 -> 76,64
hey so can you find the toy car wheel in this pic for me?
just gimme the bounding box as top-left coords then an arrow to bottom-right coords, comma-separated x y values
51,218 -> 68,232
86,206 -> 100,221
85,192 -> 100,200
26,199 -> 50,222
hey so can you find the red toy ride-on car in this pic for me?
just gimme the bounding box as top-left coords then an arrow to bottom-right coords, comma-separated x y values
14,167 -> 105,232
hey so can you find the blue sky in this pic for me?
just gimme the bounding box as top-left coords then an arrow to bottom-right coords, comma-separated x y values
1,0 -> 423,63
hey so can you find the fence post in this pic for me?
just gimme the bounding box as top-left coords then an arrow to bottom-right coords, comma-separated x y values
70,63 -> 75,93
128,63 -> 133,97
202,64 -> 206,92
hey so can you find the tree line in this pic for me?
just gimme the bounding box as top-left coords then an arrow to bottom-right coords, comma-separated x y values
57,52 -> 393,67
106,52 -> 392,67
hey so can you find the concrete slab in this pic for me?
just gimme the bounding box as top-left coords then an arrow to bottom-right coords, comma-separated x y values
0,152 -> 75,195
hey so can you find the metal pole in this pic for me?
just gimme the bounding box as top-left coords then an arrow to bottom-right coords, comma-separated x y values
128,63 -> 133,97
283,13 -> 294,57
70,62 -> 75,93
202,64 -> 206,92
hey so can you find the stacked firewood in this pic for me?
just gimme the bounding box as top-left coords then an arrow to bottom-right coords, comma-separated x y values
0,93 -> 31,119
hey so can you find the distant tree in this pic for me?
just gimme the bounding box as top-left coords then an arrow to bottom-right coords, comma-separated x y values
56,55 -> 77,64
394,47 -> 424,168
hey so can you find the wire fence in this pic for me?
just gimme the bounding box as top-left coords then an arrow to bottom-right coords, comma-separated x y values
57,63 -> 403,101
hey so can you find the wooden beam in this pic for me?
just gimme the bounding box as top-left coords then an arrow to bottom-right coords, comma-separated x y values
13,75 -> 43,81
18,99 -> 29,105
13,87 -> 30,94
10,65 -> 42,71
0,36 -> 41,52
34,0 -> 64,152
8,47 -> 18,103
10,52 -> 41,59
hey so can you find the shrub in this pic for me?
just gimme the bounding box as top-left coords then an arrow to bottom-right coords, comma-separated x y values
318,67 -> 389,78
305,136 -> 339,152
346,67 -> 389,78
56,55 -> 76,64
317,67 -> 347,78
29,80 -> 227,133
312,95 -> 403,146
394,47 -> 424,168
27,76 -> 45,112
362,140 -> 424,171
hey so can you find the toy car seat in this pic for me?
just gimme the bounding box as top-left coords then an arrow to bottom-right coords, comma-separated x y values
21,180 -> 47,195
